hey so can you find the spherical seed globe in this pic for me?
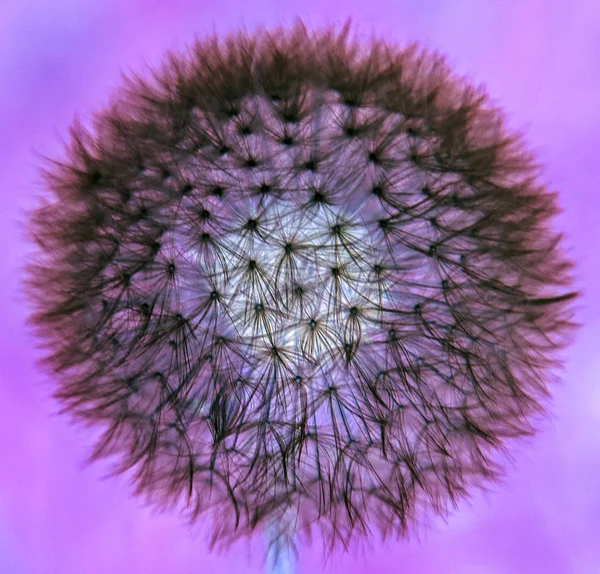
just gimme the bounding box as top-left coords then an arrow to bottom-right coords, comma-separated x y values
24,22 -> 578,558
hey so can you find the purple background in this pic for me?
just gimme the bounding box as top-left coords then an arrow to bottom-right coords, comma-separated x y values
1,1 -> 598,572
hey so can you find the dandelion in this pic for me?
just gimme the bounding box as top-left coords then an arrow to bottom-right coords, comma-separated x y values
24,22 -> 578,573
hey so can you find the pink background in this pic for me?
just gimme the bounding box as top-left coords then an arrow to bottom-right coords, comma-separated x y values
1,1 -> 598,572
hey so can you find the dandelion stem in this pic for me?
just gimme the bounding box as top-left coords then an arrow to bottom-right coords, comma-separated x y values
266,514 -> 297,574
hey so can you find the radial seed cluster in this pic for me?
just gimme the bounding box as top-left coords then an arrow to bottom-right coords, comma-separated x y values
25,24 -> 578,552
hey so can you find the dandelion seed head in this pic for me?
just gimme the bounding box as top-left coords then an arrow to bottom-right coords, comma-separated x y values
24,22 -> 578,556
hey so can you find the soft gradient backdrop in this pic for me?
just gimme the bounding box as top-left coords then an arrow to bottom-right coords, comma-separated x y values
1,1 -> 598,572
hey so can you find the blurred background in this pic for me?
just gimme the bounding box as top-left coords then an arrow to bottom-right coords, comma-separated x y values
1,1 -> 598,572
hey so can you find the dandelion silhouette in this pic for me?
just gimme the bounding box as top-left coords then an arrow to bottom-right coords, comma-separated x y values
24,22 -> 578,573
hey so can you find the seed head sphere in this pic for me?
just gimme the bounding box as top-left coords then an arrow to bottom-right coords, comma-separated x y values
25,23 -> 578,555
